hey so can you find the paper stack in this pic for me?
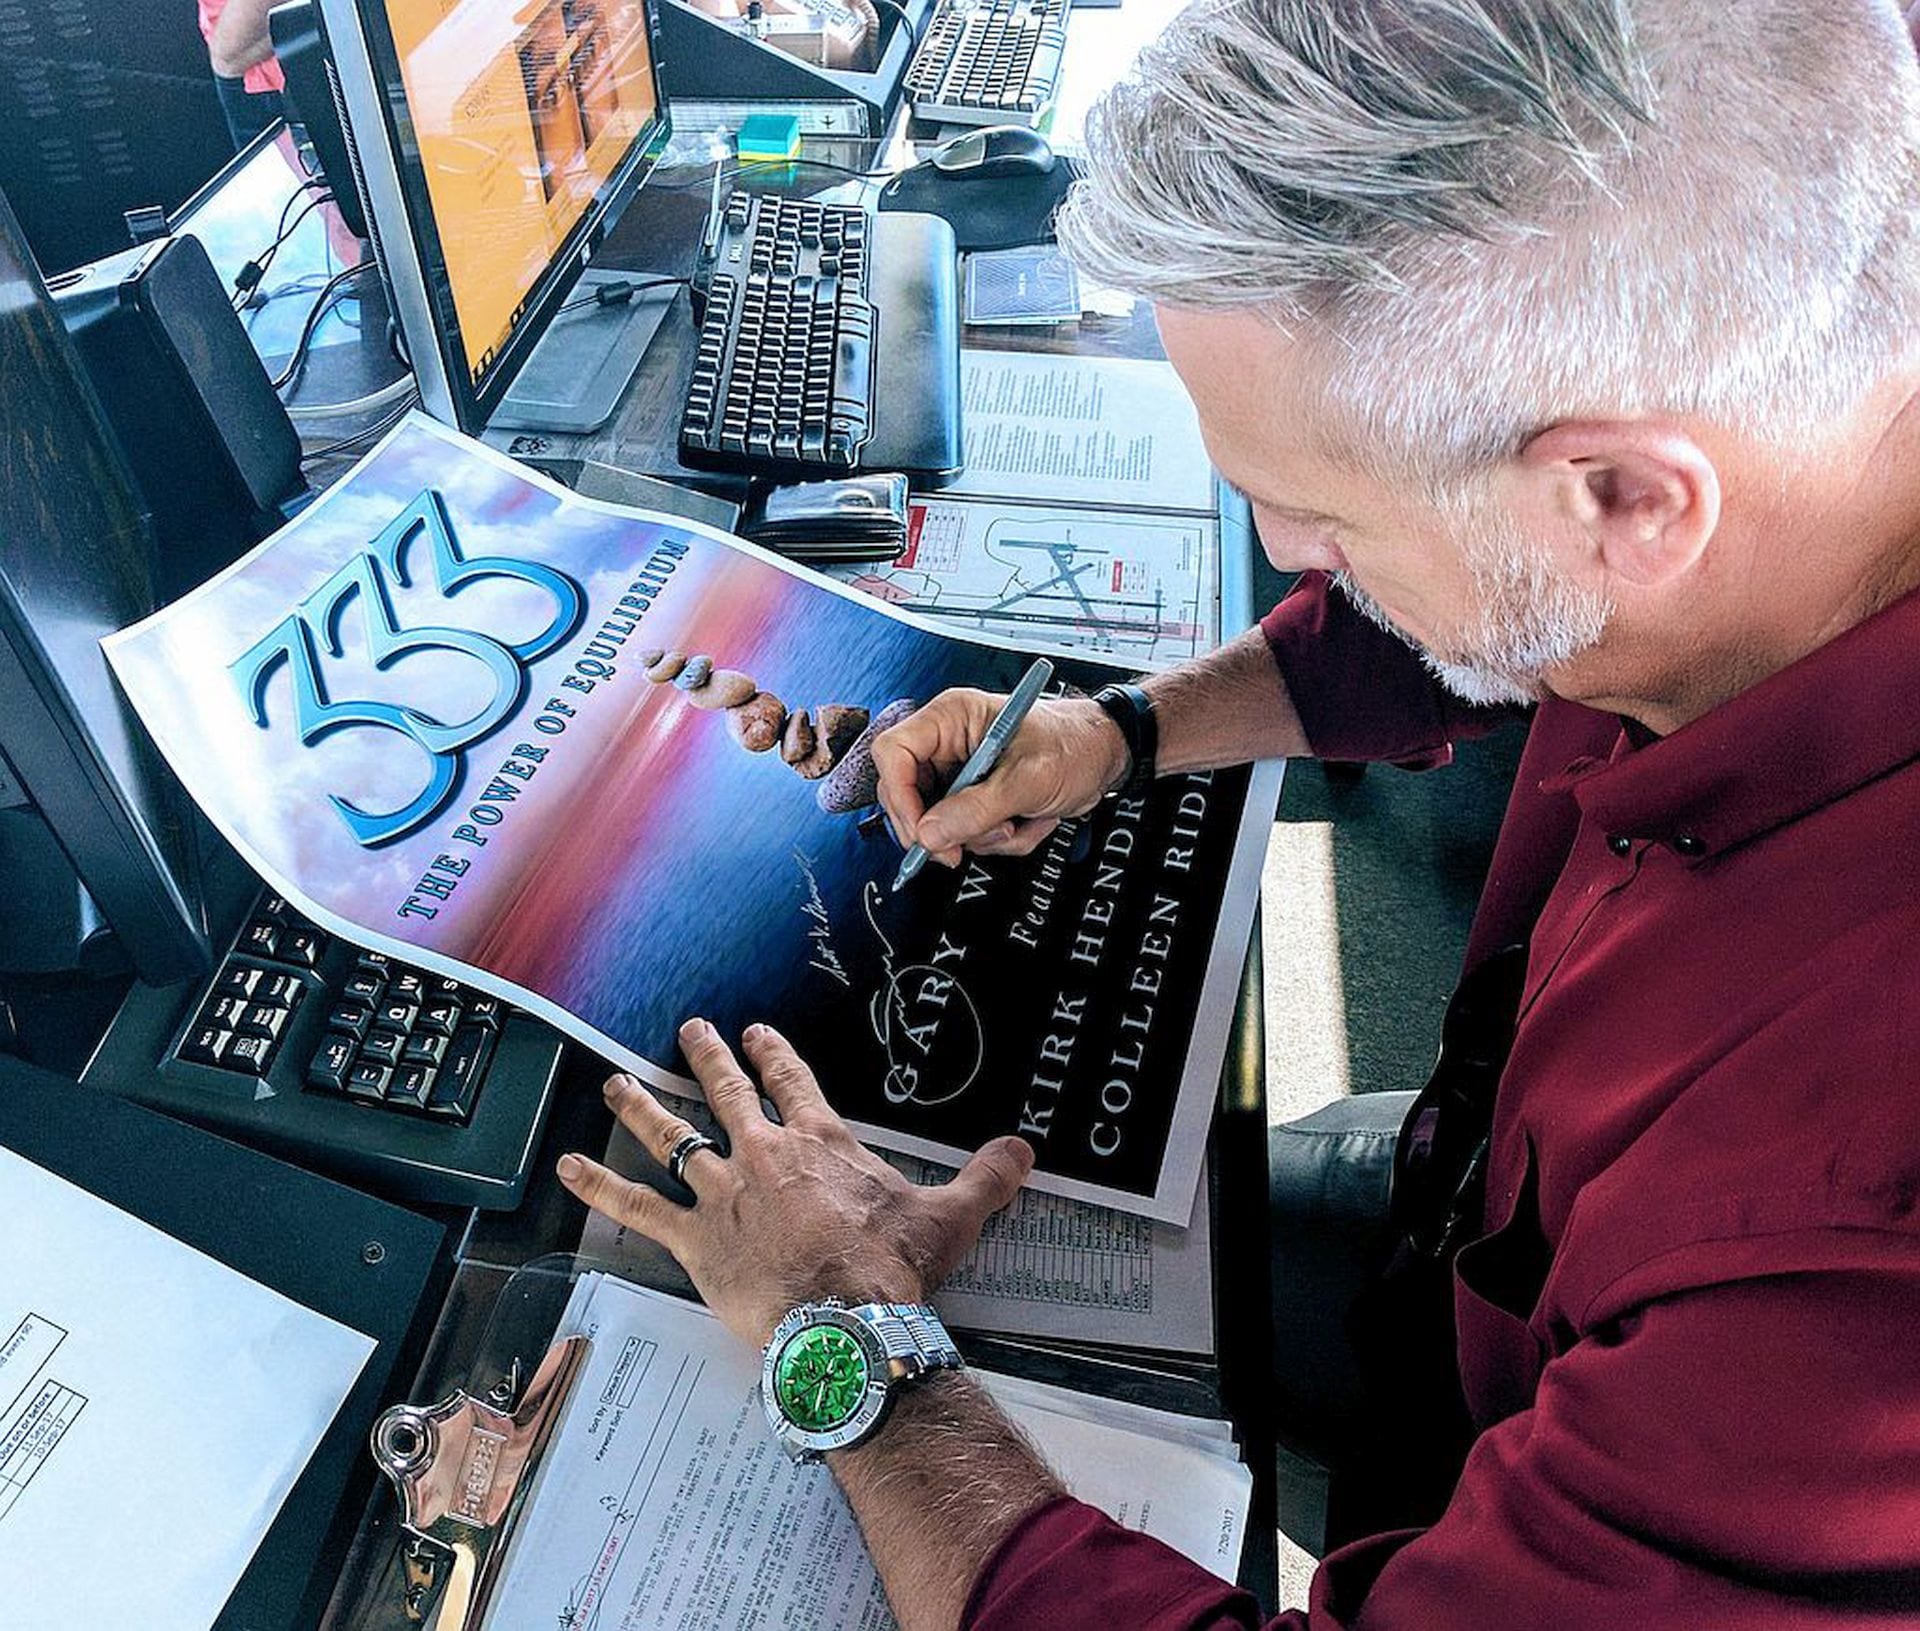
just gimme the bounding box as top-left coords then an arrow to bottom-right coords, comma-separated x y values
481,1272 -> 1251,1631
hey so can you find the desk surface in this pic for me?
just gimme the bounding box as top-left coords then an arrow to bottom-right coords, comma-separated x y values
212,3 -> 1283,1619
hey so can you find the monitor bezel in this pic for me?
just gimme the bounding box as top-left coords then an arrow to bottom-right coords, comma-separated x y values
316,0 -> 673,434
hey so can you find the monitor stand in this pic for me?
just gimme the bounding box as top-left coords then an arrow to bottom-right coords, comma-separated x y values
489,270 -> 679,434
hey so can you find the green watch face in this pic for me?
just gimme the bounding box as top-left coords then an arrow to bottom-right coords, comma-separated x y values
772,1326 -> 871,1432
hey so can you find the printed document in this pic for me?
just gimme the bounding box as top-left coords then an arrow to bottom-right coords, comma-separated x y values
0,1147 -> 374,1631
949,352 -> 1216,513
828,497 -> 1220,664
481,1273 -> 1249,1631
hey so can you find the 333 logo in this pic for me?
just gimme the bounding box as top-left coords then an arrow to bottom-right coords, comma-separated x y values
230,488 -> 584,847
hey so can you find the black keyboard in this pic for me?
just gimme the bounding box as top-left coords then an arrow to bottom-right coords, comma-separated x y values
680,192 -> 964,484
82,887 -> 566,1209
903,0 -> 1068,125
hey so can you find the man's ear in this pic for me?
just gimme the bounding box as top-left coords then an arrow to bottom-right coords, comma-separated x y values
1517,421 -> 1720,589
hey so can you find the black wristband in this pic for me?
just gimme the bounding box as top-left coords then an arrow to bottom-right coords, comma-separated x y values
1091,683 -> 1157,797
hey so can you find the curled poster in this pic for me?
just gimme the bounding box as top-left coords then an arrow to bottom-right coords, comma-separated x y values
106,417 -> 1280,1222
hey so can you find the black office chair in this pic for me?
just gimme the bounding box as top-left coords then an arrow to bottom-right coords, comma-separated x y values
1267,1089 -> 1482,1555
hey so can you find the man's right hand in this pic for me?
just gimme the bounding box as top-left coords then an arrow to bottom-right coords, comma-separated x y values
873,690 -> 1129,868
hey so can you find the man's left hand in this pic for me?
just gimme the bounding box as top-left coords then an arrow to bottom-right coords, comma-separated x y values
558,1019 -> 1034,1346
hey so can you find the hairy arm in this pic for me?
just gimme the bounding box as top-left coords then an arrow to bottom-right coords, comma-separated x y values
208,0 -> 276,77
874,626 -> 1309,863
1142,625 -> 1311,773
831,1373 -> 1064,1631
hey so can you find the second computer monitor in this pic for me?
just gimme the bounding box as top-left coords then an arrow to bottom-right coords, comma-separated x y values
319,0 -> 673,432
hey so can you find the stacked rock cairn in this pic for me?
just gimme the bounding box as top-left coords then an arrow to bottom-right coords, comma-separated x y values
639,646 -> 917,815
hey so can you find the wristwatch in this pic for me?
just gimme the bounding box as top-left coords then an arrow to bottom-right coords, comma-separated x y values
761,1299 -> 963,1461
1091,682 -> 1158,797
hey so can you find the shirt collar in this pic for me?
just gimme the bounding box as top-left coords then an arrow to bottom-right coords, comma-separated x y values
1539,584 -> 1920,861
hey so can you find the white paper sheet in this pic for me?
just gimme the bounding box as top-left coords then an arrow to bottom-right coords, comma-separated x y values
828,497 -> 1221,664
950,352 -> 1216,513
578,1122 -> 1216,1353
0,1148 -> 375,1631
482,1274 -> 1250,1631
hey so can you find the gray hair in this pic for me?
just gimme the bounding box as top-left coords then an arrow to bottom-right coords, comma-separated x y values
1058,0 -> 1920,481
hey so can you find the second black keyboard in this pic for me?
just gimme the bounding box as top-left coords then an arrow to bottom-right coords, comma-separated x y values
680,191 -> 964,485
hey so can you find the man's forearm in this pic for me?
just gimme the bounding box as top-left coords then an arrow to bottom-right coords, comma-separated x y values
209,0 -> 276,77
1141,626 -> 1311,773
831,1373 -> 1064,1631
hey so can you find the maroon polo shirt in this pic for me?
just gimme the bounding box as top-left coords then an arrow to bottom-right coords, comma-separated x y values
963,572 -> 1920,1629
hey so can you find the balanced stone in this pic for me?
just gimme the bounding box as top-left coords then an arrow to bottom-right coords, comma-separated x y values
691,668 -> 756,710
727,692 -> 788,753
794,703 -> 869,780
646,650 -> 687,682
817,699 -> 916,814
674,655 -> 714,691
638,647 -> 665,667
780,708 -> 817,764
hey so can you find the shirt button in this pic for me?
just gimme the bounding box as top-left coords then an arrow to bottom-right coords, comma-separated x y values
1607,834 -> 1631,856
1673,834 -> 1706,857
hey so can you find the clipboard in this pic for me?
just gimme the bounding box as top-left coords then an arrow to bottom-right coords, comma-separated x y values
361,1249 -> 1249,1631
366,1255 -> 605,1631
0,1053 -> 450,1631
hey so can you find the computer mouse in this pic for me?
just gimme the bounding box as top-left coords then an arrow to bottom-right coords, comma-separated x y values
929,124 -> 1058,180
878,132 -> 1081,252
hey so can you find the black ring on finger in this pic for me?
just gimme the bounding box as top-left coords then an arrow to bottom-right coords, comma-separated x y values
665,1130 -> 723,1188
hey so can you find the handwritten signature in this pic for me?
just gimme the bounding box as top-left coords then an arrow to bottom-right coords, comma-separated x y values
862,882 -> 983,1108
792,850 -> 851,988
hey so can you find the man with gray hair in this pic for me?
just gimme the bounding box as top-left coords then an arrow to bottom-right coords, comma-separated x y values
560,0 -> 1920,1623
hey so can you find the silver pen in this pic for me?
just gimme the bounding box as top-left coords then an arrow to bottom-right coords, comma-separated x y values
892,657 -> 1055,892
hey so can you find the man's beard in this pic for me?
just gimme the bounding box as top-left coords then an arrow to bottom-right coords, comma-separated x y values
1329,520 -> 1611,708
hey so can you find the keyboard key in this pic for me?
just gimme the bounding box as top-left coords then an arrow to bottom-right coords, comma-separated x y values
239,1002 -> 291,1042
343,969 -> 386,1005
227,1033 -> 275,1074
256,971 -> 304,1007
390,971 -> 427,1003
360,1029 -> 406,1067
401,1032 -> 448,1068
327,1000 -> 372,1039
279,927 -> 326,967
258,893 -> 292,921
427,1024 -> 493,1121
431,976 -> 464,998
378,998 -> 419,1034
417,999 -> 462,1038
357,950 -> 392,973
180,1023 -> 234,1067
347,1060 -> 392,1102
307,1033 -> 356,1093
204,994 -> 248,1029
388,1063 -> 437,1110
238,919 -> 281,959
466,996 -> 503,1030
214,963 -> 262,1001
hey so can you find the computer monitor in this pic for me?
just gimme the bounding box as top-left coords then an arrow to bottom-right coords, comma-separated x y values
317,0 -> 675,433
0,189 -> 213,986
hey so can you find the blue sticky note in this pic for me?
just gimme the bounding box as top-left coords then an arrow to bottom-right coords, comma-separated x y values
738,114 -> 803,162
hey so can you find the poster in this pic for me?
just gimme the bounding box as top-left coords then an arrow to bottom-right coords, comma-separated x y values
106,417 -> 1279,1222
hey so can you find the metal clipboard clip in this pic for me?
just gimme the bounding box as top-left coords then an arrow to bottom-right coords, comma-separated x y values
370,1330 -> 592,1630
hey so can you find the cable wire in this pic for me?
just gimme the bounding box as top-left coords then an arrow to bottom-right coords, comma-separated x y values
271,261 -> 375,393
232,190 -> 333,310
285,372 -> 417,424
